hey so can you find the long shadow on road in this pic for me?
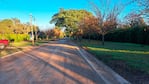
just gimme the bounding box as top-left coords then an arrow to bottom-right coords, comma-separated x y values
24,42 -> 101,83
0,40 -> 102,84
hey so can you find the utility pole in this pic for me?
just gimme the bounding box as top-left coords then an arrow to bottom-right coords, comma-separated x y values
30,14 -> 34,45
33,17 -> 38,41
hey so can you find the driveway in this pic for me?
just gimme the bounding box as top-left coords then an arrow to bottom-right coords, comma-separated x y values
0,40 -> 130,84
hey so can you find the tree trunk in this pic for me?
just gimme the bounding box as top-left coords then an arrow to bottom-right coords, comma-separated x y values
102,34 -> 105,45
46,35 -> 49,40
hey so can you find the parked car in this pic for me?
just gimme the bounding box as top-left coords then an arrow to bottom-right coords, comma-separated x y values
0,40 -> 9,49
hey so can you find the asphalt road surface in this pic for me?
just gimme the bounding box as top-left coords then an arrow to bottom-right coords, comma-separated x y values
0,39 -> 130,84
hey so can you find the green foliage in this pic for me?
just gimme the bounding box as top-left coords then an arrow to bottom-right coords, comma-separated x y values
76,39 -> 149,74
81,26 -> 149,45
105,26 -> 149,45
0,34 -> 30,42
0,19 -> 13,34
50,9 -> 93,36
0,18 -> 38,34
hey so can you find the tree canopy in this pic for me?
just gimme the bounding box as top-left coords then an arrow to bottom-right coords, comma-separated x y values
89,0 -> 124,45
0,18 -> 39,34
50,9 -> 93,36
0,19 -> 13,34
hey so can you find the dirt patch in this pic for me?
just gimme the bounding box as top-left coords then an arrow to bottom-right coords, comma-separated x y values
94,54 -> 149,84
0,48 -> 21,57
106,60 -> 149,84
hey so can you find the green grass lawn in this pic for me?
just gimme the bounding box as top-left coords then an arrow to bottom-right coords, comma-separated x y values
11,40 -> 49,47
75,39 -> 149,74
11,41 -> 32,47
0,40 -> 49,57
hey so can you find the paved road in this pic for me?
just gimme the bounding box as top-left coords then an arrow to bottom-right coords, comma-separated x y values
0,40 -> 129,84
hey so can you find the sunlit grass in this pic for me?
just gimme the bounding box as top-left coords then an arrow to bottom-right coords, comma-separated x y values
76,39 -> 149,74
0,40 -> 49,57
88,47 -> 149,55
11,40 -> 49,47
11,41 -> 31,47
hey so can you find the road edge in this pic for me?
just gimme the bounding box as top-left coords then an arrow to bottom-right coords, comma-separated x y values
76,47 -> 131,84
0,43 -> 48,59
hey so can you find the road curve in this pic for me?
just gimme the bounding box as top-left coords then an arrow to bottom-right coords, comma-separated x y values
0,40 -> 130,84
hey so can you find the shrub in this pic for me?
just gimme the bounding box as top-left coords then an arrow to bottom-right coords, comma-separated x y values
0,34 -> 30,42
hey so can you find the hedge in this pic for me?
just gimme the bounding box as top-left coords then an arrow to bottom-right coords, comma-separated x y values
105,27 -> 149,45
81,26 -> 149,45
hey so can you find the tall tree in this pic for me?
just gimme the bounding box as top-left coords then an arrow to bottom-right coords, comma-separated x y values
50,9 -> 93,36
88,0 -> 125,45
79,16 -> 99,41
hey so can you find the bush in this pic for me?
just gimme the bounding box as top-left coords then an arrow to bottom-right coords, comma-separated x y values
0,34 -> 30,42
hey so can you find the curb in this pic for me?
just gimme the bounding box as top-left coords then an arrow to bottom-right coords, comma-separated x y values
76,47 -> 131,84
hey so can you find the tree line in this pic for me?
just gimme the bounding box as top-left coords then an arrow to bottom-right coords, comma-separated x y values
50,0 -> 149,45
38,26 -> 65,40
0,18 -> 65,41
0,18 -> 39,42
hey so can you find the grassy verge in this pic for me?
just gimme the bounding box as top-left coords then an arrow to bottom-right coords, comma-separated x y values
75,39 -> 149,83
0,40 -> 49,57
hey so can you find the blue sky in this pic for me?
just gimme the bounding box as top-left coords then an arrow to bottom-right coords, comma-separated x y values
0,0 -> 138,30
